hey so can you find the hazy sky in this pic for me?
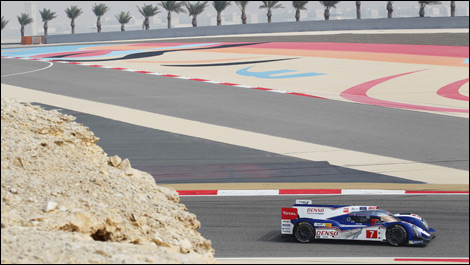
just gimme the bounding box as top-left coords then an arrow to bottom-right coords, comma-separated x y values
1,1 -> 468,41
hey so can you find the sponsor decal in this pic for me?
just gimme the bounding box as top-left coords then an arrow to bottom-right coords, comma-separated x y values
281,208 -> 298,220
342,228 -> 362,239
412,214 -> 422,219
296,200 -> 312,205
360,207 -> 367,211
408,240 -> 424,245
282,224 -> 291,227
368,206 -> 378,210
366,230 -> 378,239
314,223 -> 332,227
343,208 -> 349,213
316,230 -> 339,237
307,208 -> 325,213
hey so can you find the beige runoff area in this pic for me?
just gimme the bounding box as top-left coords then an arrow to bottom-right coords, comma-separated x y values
82,48 -> 469,118
2,84 -> 468,188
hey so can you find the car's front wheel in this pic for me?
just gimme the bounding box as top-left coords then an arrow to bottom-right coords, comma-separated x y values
294,222 -> 315,243
386,224 -> 408,246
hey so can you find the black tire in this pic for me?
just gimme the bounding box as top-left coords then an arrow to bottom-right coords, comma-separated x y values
294,222 -> 316,243
386,224 -> 408,246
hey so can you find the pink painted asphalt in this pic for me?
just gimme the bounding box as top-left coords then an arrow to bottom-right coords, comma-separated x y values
340,70 -> 469,113
248,42 -> 469,58
437,78 -> 470,101
2,41 -> 468,116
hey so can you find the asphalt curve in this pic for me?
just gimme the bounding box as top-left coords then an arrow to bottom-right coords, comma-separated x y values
1,57 -> 468,172
181,195 -> 469,258
1,32 -> 468,261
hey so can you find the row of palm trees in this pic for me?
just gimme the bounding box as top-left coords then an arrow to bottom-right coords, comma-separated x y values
1,1 -> 456,37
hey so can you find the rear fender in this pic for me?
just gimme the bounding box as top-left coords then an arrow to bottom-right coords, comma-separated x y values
281,208 -> 298,235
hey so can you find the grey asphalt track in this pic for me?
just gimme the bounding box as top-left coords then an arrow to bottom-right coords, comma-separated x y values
34,104 -> 421,184
181,195 -> 469,258
1,57 -> 468,172
1,32 -> 468,261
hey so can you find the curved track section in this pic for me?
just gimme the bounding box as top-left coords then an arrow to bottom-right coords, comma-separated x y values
1,31 -> 468,262
1,56 -> 468,184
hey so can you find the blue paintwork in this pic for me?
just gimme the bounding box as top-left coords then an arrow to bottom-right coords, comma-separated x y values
288,206 -> 435,246
237,66 -> 325,79
1,43 -> 221,59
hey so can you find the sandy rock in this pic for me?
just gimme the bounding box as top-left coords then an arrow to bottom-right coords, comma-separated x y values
109,155 -> 122,168
1,96 -> 216,264
44,201 -> 58,212
119,158 -> 134,175
1,227 -> 213,264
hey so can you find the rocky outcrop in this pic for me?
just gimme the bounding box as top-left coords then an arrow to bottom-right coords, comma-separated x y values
1,96 -> 216,263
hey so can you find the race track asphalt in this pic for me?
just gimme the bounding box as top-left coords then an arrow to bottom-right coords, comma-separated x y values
1,32 -> 469,261
181,195 -> 469,258
1,57 -> 468,173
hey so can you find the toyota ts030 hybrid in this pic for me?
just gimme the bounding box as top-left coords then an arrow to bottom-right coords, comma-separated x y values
281,200 -> 436,246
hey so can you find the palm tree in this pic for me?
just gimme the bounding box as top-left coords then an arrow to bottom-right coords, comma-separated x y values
292,1 -> 309,22
39,8 -> 57,36
386,1 -> 394,18
92,3 -> 110,33
235,1 -> 250,24
259,1 -> 284,23
160,1 -> 186,29
65,5 -> 83,34
1,16 -> 9,30
137,4 -> 160,30
356,1 -> 361,19
17,13 -> 33,37
450,1 -> 455,17
116,11 -> 132,31
213,1 -> 232,26
418,1 -> 441,17
318,1 -> 340,20
185,1 -> 208,27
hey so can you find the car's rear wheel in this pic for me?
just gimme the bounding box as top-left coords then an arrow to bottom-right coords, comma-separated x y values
294,222 -> 315,243
386,224 -> 408,246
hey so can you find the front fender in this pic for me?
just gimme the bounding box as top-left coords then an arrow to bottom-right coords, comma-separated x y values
394,213 -> 435,234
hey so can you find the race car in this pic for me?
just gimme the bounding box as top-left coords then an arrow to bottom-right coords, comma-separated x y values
281,200 -> 435,246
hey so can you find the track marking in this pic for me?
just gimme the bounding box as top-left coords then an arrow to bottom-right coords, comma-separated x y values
1,61 -> 53,77
176,189 -> 468,196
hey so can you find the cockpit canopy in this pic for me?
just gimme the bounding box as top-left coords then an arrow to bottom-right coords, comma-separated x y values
349,210 -> 400,223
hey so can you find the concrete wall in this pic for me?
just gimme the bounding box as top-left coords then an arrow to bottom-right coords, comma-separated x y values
46,16 -> 469,44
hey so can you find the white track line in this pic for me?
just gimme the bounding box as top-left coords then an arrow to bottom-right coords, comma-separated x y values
1,61 -> 53,77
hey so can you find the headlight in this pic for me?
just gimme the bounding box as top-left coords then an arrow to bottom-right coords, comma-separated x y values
413,225 -> 421,237
422,218 -> 429,231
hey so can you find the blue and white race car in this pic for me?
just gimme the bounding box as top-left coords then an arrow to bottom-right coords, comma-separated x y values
281,200 -> 435,246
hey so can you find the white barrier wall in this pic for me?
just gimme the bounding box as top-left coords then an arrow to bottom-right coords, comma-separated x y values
45,16 -> 469,44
